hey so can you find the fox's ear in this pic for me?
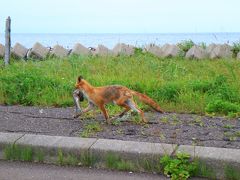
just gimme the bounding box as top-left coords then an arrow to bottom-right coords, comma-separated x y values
78,76 -> 83,82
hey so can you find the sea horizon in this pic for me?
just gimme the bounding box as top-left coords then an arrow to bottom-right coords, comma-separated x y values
4,32 -> 240,34
1,32 -> 240,49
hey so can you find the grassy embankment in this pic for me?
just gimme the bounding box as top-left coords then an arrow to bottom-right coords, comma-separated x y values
0,51 -> 240,117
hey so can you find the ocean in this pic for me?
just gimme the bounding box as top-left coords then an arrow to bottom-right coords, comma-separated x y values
0,33 -> 240,49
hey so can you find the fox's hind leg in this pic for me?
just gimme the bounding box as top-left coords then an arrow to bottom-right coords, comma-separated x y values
110,96 -> 132,120
118,104 -> 131,118
126,99 -> 148,123
110,102 -> 131,120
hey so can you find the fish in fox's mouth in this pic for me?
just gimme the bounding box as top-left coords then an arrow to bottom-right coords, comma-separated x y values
73,89 -> 84,116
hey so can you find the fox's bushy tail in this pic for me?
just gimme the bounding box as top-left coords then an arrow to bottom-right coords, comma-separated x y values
132,91 -> 164,113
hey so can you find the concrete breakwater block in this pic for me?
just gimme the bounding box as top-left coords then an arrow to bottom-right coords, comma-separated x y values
161,44 -> 180,58
144,44 -> 162,57
51,45 -> 69,58
206,43 -> 217,56
209,44 -> 233,59
112,43 -> 135,56
12,43 -> 28,59
71,43 -> 91,56
0,44 -> 5,58
3,42 -> 239,60
28,42 -> 50,59
94,44 -> 112,56
186,45 -> 207,59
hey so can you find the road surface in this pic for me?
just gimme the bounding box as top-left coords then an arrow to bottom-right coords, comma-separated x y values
0,161 -> 167,180
1,105 -> 239,149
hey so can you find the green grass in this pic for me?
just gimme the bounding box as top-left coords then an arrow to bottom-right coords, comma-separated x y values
57,149 -> 64,165
224,165 -> 240,180
57,149 -> 80,166
223,130 -> 240,141
80,122 -> 102,137
105,153 -> 135,171
111,119 -> 122,126
141,159 -> 162,173
57,149 -> 97,166
1,54 -> 240,116
80,152 -> 97,167
193,160 -> 216,179
4,145 -> 32,161
3,144 -> 37,162
35,150 -> 44,162
65,154 -> 79,166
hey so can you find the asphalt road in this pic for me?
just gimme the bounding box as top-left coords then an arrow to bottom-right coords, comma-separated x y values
1,105 -> 239,149
0,161 -> 167,180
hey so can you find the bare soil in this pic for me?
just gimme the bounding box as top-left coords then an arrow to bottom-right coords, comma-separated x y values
0,105 -> 239,149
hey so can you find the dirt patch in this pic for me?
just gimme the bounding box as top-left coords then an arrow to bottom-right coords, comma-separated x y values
0,105 -> 239,149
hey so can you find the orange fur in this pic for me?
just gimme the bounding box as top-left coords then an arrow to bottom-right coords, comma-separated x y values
75,76 -> 164,124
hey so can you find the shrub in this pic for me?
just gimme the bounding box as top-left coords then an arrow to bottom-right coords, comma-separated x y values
205,99 -> 240,115
208,75 -> 239,103
191,75 -> 240,115
191,75 -> 240,103
177,40 -> 195,53
177,40 -> 195,58
0,70 -> 72,106
231,41 -> 240,58
160,153 -> 197,180
134,47 -> 143,55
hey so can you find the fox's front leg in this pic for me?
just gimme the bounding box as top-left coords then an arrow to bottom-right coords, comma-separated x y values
74,102 -> 95,118
98,104 -> 110,124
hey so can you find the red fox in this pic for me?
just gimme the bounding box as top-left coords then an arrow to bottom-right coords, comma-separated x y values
74,76 -> 164,124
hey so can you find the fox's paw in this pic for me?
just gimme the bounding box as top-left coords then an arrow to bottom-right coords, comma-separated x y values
109,116 -> 118,121
106,119 -> 111,125
142,119 -> 149,124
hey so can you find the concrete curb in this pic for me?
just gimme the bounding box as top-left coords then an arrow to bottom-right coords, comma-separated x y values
0,132 -> 240,179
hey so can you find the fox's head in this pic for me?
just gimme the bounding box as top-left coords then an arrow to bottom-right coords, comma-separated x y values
75,75 -> 85,89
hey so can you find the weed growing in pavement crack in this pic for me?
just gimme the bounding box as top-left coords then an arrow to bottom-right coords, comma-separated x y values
80,122 -> 102,137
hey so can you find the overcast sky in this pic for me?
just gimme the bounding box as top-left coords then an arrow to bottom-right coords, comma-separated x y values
0,0 -> 239,33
